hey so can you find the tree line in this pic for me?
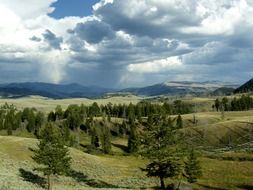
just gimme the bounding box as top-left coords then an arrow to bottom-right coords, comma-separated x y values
214,95 -> 253,111
48,100 -> 193,121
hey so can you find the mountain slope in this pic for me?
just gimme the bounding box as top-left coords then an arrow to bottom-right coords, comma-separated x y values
0,82 -> 113,98
120,81 -> 238,96
210,87 -> 235,96
0,136 -> 155,190
234,78 -> 253,93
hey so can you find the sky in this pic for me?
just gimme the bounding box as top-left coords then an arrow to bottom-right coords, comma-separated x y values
0,0 -> 252,88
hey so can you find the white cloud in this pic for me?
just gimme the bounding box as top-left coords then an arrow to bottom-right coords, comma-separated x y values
183,0 -> 253,35
127,56 -> 183,73
0,0 -> 57,19
93,0 -> 114,11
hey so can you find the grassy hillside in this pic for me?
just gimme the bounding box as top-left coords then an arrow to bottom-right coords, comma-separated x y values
0,95 -> 142,113
180,111 -> 253,147
0,136 -> 156,190
0,136 -> 252,190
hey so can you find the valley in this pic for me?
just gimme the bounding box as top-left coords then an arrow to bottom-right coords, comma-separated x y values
0,91 -> 252,189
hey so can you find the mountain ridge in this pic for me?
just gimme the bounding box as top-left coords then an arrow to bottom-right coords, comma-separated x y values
234,78 -> 253,93
0,81 -> 239,99
119,81 -> 238,97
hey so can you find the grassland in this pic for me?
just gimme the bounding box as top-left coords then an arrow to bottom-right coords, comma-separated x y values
0,136 -> 157,190
0,95 -> 143,113
0,96 -> 253,189
0,136 -> 252,190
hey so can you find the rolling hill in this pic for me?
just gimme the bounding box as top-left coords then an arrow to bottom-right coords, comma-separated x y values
120,81 -> 238,96
210,87 -> 235,96
0,81 -> 239,99
0,82 -> 114,99
234,78 -> 253,93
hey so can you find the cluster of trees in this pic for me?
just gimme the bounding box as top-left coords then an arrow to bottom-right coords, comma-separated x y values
214,95 -> 253,111
0,103 -> 45,136
48,100 -> 193,122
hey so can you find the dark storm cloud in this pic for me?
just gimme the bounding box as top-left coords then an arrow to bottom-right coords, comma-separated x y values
70,20 -> 115,44
42,29 -> 63,49
94,0 -> 201,38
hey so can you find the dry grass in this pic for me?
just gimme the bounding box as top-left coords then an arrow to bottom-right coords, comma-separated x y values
0,135 -> 252,189
195,157 -> 253,190
0,136 -> 157,190
0,95 -> 142,113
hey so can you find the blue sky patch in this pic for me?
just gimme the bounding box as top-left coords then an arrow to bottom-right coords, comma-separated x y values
49,0 -> 100,18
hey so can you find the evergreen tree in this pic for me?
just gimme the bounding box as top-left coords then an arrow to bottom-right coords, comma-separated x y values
127,122 -> 139,153
119,121 -> 127,137
184,149 -> 202,183
89,102 -> 101,117
214,98 -> 221,111
142,115 -> 183,189
221,97 -> 229,111
127,103 -> 135,122
4,107 -> 16,135
31,123 -> 71,190
34,111 -> 45,137
14,111 -> 22,130
47,111 -> 56,122
26,110 -> 36,133
5,110 -> 14,135
66,108 -> 82,130
91,127 -> 100,148
55,105 -> 64,120
99,122 -> 111,154
176,115 -> 183,129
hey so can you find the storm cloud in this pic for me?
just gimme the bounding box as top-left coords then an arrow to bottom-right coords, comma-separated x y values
0,0 -> 252,87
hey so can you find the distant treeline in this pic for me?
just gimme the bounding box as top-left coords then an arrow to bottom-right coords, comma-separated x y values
0,103 -> 44,136
0,100 -> 188,154
48,100 -> 193,122
214,95 -> 253,111
0,100 -> 191,140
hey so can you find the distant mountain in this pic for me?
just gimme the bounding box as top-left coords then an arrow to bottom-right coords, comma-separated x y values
120,81 -> 238,96
0,82 -> 113,99
210,87 -> 235,96
234,78 -> 253,93
0,81 -> 239,99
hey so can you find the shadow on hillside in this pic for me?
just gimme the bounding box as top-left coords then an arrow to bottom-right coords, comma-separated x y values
19,168 -> 46,188
140,187 -> 161,190
111,143 -> 129,152
198,184 -> 227,190
69,169 -> 122,188
237,185 -> 253,190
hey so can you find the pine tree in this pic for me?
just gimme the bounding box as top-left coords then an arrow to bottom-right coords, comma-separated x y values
91,127 -> 100,148
184,149 -> 202,183
99,122 -> 111,154
55,105 -> 64,120
214,98 -> 221,111
34,111 -> 45,137
176,115 -> 183,129
4,107 -> 16,135
128,122 -> 139,153
142,115 -> 183,189
31,123 -> 71,190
